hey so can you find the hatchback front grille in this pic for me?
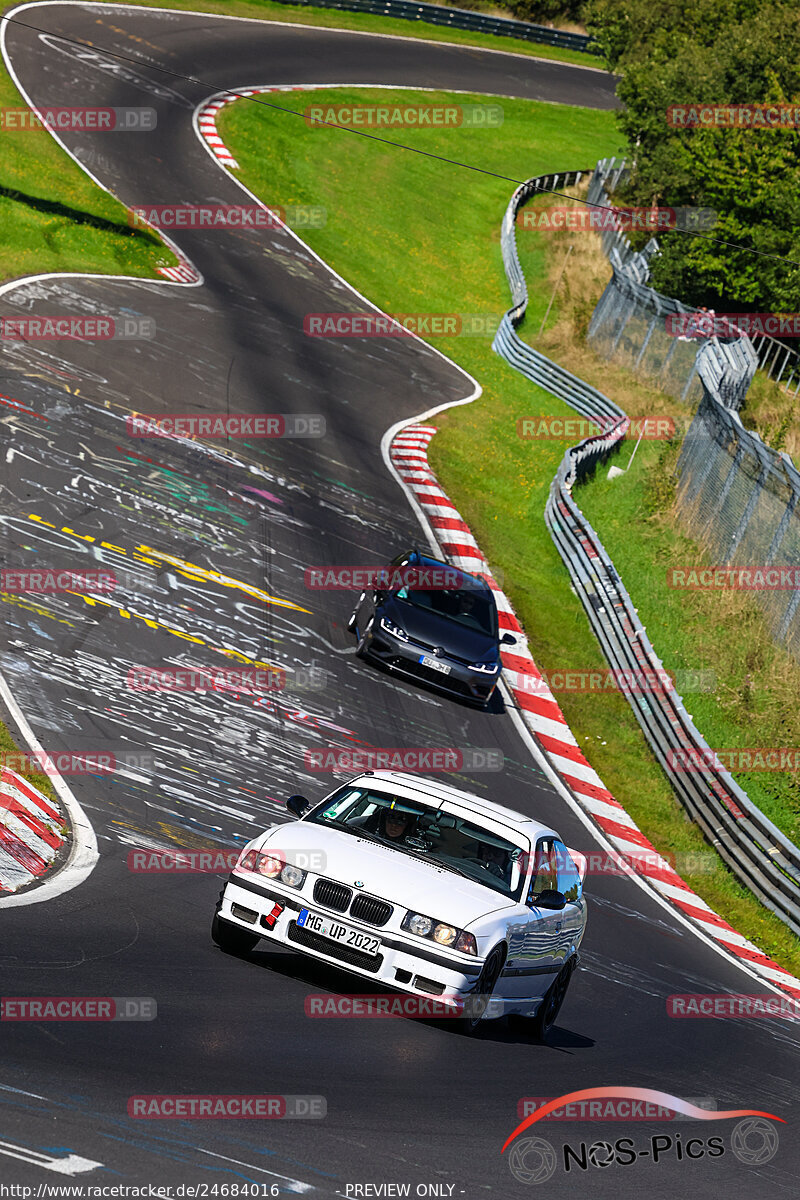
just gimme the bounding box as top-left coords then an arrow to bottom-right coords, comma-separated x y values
313,878 -> 352,912
350,894 -> 393,927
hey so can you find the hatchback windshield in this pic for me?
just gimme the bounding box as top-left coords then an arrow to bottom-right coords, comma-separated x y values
396,583 -> 497,637
306,786 -> 528,899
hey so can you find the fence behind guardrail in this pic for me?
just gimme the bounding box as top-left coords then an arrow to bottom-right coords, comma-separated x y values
492,161 -> 800,937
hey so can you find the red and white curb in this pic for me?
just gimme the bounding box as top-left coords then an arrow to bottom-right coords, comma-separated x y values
155,240 -> 201,284
0,768 -> 67,893
196,85 -> 318,170
389,422 -> 800,998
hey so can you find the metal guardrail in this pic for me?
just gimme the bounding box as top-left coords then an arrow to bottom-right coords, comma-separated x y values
493,166 -> 800,936
270,0 -> 600,53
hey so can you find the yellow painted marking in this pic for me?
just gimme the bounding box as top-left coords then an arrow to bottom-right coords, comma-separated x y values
137,546 -> 311,613
70,592 -> 281,670
62,528 -> 96,542
22,517 -> 308,614
0,594 -> 76,626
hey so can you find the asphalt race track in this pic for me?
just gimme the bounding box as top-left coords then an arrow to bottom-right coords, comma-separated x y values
0,4 -> 797,1196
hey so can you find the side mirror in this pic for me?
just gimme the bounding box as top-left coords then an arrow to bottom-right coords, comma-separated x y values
500,632 -> 517,645
532,889 -> 566,911
286,794 -> 309,818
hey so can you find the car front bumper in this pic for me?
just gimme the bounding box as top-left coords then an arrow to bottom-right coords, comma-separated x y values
360,628 -> 499,706
218,874 -> 486,1010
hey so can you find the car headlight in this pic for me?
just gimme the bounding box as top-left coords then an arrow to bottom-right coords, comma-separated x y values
279,864 -> 306,888
237,849 -> 259,872
380,616 -> 409,642
468,660 -> 500,673
257,853 -> 284,879
404,913 -> 433,937
401,911 -> 475,954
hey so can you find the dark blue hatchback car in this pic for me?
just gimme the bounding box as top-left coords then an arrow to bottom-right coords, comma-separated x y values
348,549 -> 515,708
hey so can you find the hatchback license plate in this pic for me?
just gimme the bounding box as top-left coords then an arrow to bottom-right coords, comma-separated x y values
419,655 -> 451,675
297,909 -> 381,956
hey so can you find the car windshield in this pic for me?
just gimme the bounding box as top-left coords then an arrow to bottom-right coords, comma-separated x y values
395,581 -> 497,637
306,786 -> 528,900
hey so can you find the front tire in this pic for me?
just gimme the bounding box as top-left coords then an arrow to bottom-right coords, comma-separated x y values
211,911 -> 260,956
355,615 -> 374,660
532,956 -> 576,1041
456,945 -> 506,1035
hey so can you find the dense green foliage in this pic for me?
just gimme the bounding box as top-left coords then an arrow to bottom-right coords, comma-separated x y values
504,0 -> 585,22
584,0 -> 800,309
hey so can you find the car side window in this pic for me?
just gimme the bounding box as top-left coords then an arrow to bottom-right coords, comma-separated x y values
553,839 -> 582,903
527,838 -> 559,905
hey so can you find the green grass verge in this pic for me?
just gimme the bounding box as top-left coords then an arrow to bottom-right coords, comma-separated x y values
219,83 -> 800,974
0,5 -> 175,283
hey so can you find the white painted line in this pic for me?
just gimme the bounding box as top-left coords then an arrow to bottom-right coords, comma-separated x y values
0,1140 -> 103,1176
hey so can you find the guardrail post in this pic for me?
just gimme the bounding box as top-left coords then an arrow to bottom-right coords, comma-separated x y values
723,464 -> 771,562
766,492 -> 798,564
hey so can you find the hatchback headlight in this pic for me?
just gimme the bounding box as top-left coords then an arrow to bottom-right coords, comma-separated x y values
380,616 -> 409,642
468,660 -> 499,673
279,864 -> 306,888
401,911 -> 476,954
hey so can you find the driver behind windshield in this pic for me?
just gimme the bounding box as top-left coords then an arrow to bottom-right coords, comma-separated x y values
475,841 -> 511,882
379,807 -> 416,842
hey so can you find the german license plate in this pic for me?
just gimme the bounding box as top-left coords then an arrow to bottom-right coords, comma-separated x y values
297,908 -> 381,956
419,654 -> 451,675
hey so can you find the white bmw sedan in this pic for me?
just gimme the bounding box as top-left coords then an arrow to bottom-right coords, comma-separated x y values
212,771 -> 587,1035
